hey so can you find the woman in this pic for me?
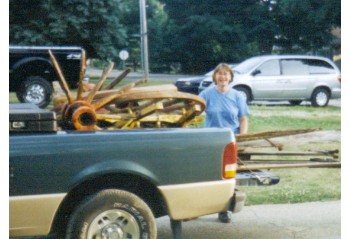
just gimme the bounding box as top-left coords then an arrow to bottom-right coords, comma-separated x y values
199,63 -> 249,222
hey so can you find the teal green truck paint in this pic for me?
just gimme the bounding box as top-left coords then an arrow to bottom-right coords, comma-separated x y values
10,125 -> 245,238
10,128 -> 233,195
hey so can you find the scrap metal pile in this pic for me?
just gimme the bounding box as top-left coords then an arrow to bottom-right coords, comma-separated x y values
49,50 -> 340,171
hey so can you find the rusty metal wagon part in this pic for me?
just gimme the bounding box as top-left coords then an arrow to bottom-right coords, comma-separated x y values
49,50 -> 206,130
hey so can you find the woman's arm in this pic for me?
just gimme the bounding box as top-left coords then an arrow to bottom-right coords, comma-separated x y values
239,116 -> 248,134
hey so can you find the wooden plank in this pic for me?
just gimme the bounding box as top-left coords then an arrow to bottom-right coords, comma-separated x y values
239,150 -> 339,157
94,84 -> 178,100
139,115 -> 181,124
76,49 -> 86,100
239,159 -> 340,164
137,102 -> 164,119
236,128 -> 320,142
53,84 -> 179,106
85,62 -> 114,104
178,104 -> 202,125
49,50 -> 74,103
102,68 -> 132,90
238,162 -> 341,171
91,79 -> 147,110
112,90 -> 206,109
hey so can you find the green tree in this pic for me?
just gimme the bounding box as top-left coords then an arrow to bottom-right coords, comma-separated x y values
10,0 -> 129,60
160,0 -> 275,72
274,0 -> 341,53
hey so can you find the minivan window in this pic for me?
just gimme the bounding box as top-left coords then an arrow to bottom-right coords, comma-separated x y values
281,59 -> 308,76
255,59 -> 280,76
234,57 -> 265,74
305,59 -> 335,74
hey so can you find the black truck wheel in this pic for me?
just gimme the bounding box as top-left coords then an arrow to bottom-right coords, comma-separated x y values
17,76 -> 52,108
66,189 -> 157,239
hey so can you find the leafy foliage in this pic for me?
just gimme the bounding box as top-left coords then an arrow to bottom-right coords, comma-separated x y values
9,0 -> 341,73
161,0 -> 272,72
274,0 -> 340,52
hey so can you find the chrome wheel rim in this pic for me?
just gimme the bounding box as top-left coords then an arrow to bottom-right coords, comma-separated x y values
24,84 -> 45,104
315,91 -> 328,106
87,209 -> 140,239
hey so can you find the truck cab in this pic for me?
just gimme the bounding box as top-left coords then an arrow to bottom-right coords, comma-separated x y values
9,46 -> 88,108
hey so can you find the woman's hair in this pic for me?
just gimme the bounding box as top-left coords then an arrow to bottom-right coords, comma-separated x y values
212,63 -> 234,84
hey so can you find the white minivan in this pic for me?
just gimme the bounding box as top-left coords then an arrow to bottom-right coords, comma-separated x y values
198,55 -> 341,107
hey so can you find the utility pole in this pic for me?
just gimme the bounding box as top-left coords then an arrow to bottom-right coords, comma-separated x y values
139,0 -> 150,80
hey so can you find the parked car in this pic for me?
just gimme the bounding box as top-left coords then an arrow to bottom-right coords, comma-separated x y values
198,55 -> 341,107
175,64 -> 237,94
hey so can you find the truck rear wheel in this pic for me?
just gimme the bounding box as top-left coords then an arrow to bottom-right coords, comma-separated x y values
66,189 -> 157,239
18,76 -> 52,108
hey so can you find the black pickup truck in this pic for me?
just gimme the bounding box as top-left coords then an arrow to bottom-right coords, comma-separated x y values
9,46 -> 88,108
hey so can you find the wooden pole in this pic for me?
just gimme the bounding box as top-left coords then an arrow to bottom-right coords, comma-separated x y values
236,128 -> 320,142
48,50 -> 74,104
103,68 -> 132,90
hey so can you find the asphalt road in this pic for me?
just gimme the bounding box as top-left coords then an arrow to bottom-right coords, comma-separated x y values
156,200 -> 341,239
10,201 -> 341,239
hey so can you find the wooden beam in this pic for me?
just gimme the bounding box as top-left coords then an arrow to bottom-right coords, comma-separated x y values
49,50 -> 74,103
102,68 -> 131,90
137,102 -> 164,119
239,149 -> 339,158
236,128 -> 320,142
238,162 -> 341,171
177,104 -> 202,125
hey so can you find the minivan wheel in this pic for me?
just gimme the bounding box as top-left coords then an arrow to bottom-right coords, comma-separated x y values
311,88 -> 330,107
289,100 -> 303,106
234,86 -> 252,103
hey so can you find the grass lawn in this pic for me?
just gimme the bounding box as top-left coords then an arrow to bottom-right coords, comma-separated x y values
241,168 -> 341,205
239,103 -> 341,205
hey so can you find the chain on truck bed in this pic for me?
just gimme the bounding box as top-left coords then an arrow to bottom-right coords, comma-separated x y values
49,50 -> 206,130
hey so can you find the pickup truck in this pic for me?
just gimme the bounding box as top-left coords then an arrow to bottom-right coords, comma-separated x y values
9,46 -> 88,108
9,103 -> 246,239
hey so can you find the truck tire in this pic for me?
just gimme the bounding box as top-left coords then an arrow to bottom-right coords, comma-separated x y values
66,189 -> 157,239
311,88 -> 330,107
17,76 -> 52,108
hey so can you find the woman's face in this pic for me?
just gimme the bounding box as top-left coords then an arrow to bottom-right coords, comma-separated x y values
214,69 -> 232,87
